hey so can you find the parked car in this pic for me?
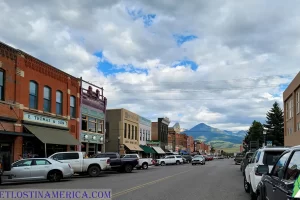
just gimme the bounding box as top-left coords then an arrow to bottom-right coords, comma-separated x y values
1,158 -> 73,184
192,155 -> 205,165
241,152 -> 254,175
156,155 -> 183,166
234,153 -> 244,165
182,155 -> 193,163
122,154 -> 152,169
256,146 -> 300,200
244,146 -> 289,199
94,153 -> 139,173
49,151 -> 110,177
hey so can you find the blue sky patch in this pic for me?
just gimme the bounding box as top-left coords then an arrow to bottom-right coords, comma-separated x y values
173,34 -> 198,46
173,60 -> 198,71
126,8 -> 156,27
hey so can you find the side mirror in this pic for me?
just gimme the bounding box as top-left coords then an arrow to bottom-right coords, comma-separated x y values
257,165 -> 269,175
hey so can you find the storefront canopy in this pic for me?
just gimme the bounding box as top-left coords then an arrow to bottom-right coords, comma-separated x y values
139,145 -> 155,154
152,146 -> 165,154
124,143 -> 144,151
24,125 -> 80,145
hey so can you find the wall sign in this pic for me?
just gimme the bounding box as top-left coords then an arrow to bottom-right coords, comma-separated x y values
124,111 -> 139,122
81,105 -> 105,119
80,132 -> 104,144
23,112 -> 68,128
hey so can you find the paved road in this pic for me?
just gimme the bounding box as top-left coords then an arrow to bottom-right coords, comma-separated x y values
1,159 -> 249,200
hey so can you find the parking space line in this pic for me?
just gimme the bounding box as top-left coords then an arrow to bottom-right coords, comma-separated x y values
112,169 -> 195,198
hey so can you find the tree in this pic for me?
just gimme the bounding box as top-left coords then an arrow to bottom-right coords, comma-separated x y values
244,120 -> 264,148
264,101 -> 284,146
210,145 -> 215,153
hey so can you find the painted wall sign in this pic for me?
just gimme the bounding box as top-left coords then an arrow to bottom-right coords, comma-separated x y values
124,111 -> 139,123
124,139 -> 138,145
80,132 -> 104,144
23,112 -> 68,128
81,89 -> 106,112
81,105 -> 105,119
139,116 -> 151,127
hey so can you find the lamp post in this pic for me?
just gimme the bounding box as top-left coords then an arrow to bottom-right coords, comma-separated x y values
194,141 -> 197,152
263,130 -> 267,147
117,136 -> 120,154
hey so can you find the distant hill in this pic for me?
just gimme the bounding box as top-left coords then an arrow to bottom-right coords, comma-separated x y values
183,123 -> 247,149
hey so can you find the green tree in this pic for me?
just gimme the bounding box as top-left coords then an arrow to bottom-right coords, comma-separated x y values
210,145 -> 215,153
264,101 -> 284,146
244,120 -> 264,147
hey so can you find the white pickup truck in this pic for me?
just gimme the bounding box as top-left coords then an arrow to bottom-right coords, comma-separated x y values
49,152 -> 110,177
122,154 -> 152,169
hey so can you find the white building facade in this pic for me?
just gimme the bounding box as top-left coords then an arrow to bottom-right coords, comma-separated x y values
139,116 -> 151,145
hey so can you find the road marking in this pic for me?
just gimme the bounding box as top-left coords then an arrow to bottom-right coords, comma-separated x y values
112,169 -> 194,198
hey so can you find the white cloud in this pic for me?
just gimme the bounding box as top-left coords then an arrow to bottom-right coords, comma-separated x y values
0,0 -> 298,132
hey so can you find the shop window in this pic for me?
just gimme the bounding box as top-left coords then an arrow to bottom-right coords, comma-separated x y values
97,120 -> 103,133
56,90 -> 63,115
29,81 -> 38,109
88,117 -> 97,132
81,115 -> 88,131
70,96 -> 76,118
0,70 -> 4,101
124,123 -> 127,138
140,129 -> 142,140
43,86 -> 51,112
131,125 -> 134,139
128,124 -> 131,139
135,126 -> 137,140
143,130 -> 145,141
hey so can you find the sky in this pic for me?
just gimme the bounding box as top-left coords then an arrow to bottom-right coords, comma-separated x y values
0,0 -> 299,131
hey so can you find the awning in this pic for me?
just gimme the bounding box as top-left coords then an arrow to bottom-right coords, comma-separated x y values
152,146 -> 166,154
24,125 -> 80,145
124,143 -> 144,151
139,145 -> 155,154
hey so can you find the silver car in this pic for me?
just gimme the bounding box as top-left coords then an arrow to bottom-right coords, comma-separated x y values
192,155 -> 205,165
1,158 -> 74,184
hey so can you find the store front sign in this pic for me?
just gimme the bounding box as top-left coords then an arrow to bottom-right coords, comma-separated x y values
81,105 -> 105,119
80,132 -> 104,144
23,112 -> 68,128
139,116 -> 151,127
124,139 -> 138,145
146,141 -> 160,145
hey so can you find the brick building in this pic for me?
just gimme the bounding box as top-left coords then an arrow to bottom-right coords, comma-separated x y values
0,42 -> 80,163
187,136 -> 194,153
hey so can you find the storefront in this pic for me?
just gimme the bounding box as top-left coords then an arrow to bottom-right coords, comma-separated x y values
146,140 -> 165,159
138,115 -> 152,158
22,111 -> 80,157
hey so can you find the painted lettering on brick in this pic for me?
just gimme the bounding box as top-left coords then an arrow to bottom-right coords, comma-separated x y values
23,112 -> 68,128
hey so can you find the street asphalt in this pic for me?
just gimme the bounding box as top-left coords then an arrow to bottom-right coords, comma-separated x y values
1,159 -> 249,200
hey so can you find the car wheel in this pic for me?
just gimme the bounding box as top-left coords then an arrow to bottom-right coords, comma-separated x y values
124,164 -> 133,173
142,163 -> 148,169
244,176 -> 250,193
161,161 -> 165,166
176,161 -> 180,165
88,166 -> 101,177
48,170 -> 62,182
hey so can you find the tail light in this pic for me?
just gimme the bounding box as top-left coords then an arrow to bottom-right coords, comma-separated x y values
107,159 -> 110,164
68,164 -> 72,168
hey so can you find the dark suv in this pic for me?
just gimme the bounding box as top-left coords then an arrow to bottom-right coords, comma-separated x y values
256,146 -> 300,200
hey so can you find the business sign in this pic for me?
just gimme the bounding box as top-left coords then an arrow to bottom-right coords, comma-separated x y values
80,132 -> 104,144
266,141 -> 272,146
139,116 -> 151,127
23,112 -> 68,128
124,110 -> 139,123
81,105 -> 105,119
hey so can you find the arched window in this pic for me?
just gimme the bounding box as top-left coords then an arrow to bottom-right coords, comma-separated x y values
0,69 -> 4,101
43,86 -> 51,112
70,96 -> 76,118
29,81 -> 38,109
56,90 -> 63,115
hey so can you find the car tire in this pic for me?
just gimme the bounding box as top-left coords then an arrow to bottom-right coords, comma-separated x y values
124,164 -> 133,173
88,166 -> 101,177
161,161 -> 165,166
48,170 -> 62,182
244,176 -> 250,193
142,163 -> 148,169
176,161 -> 180,165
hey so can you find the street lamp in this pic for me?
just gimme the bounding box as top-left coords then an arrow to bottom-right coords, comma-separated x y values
263,130 -> 267,147
194,141 -> 197,152
117,136 -> 120,154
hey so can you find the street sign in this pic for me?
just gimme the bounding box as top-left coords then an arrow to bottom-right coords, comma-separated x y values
267,141 -> 272,146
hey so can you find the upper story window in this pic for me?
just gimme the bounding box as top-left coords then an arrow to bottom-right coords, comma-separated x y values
297,92 -> 300,114
43,86 -> 51,112
0,70 -> 4,101
56,90 -> 63,115
29,81 -> 38,109
70,96 -> 76,118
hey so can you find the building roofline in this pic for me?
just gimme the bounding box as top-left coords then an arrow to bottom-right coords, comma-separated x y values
283,71 -> 300,98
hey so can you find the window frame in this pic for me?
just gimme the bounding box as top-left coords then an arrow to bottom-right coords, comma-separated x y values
56,90 -> 63,115
135,126 -> 137,140
131,125 -> 134,139
271,151 -> 291,179
0,69 -> 4,101
297,92 -> 300,114
88,117 -> 97,132
43,86 -> 51,112
29,81 -> 38,109
70,95 -> 76,118
128,124 -> 131,139
124,123 -> 127,138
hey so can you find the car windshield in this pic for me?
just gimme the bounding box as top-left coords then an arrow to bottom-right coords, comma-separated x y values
263,151 -> 285,165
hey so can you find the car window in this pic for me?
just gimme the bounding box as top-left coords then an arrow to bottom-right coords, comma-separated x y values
51,153 -> 64,160
63,153 -> 79,160
255,151 -> 261,163
169,156 -> 175,159
285,151 -> 300,181
263,151 -> 285,165
176,156 -> 182,158
250,151 -> 258,163
34,159 -> 51,165
108,154 -> 118,159
272,151 -> 291,179
246,153 -> 253,159
12,160 -> 32,167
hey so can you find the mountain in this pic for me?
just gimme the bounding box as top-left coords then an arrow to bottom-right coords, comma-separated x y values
183,123 -> 246,149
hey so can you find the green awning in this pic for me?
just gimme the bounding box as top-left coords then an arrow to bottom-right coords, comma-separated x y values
24,125 -> 80,145
139,145 -> 155,154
